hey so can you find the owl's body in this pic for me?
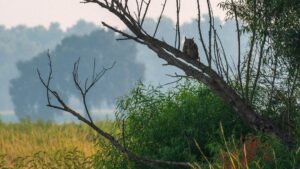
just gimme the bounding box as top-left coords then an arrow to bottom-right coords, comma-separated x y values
183,37 -> 199,61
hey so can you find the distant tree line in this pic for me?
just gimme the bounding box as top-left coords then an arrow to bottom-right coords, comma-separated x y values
10,30 -> 145,120
0,20 -> 98,114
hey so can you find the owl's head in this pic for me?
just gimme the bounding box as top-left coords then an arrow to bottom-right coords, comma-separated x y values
184,37 -> 195,45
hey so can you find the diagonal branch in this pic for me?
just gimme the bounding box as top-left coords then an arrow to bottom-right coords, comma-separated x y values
38,53 -> 191,168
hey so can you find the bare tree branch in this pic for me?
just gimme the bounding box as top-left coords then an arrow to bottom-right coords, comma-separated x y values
231,0 -> 244,97
245,30 -> 256,100
72,58 -> 116,123
141,0 -> 151,26
250,33 -> 267,102
207,0 -> 213,67
175,0 -> 181,49
153,0 -> 167,37
196,0 -> 209,63
38,53 -> 191,168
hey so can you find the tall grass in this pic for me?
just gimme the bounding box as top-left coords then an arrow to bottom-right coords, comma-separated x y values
0,119 -> 115,168
189,123 -> 300,169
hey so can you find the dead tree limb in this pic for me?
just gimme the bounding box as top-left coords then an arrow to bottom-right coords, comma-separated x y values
37,53 -> 191,168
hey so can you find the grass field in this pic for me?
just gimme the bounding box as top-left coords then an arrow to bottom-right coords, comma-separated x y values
1,119 -> 298,168
0,120 -> 115,168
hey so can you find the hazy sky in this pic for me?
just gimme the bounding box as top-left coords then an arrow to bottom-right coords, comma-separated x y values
0,0 -> 225,30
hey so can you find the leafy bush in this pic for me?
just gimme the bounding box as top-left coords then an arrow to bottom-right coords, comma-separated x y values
95,81 -> 251,168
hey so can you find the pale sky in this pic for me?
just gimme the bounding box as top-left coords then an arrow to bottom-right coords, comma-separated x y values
0,0 -> 225,30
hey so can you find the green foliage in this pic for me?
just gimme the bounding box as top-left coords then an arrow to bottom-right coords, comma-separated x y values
220,0 -> 300,142
92,119 -> 135,169
220,0 -> 300,64
94,81 -> 300,168
93,142 -> 134,169
95,81 -> 251,168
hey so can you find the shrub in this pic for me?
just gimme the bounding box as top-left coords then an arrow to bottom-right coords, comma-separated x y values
96,81 -> 251,168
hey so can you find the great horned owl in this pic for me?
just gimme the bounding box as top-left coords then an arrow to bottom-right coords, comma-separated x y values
183,37 -> 199,61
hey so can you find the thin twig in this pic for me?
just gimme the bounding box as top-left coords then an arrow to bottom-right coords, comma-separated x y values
196,0 -> 209,64
175,0 -> 181,50
153,0 -> 167,37
231,0 -> 244,97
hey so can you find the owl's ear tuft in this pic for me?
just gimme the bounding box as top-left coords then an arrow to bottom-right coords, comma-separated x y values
185,36 -> 187,40
192,37 -> 194,40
